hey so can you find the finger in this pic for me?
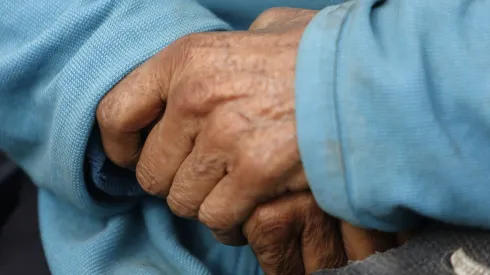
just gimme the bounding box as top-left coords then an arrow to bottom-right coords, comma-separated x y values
136,108 -> 195,197
243,193 -> 307,275
199,122 -> 306,245
301,209 -> 346,272
197,173 -> 249,246
249,7 -> 318,31
166,109 -> 245,223
244,192 -> 347,275
96,47 -> 177,168
166,139 -> 227,219
199,164 -> 308,246
341,222 -> 398,261
254,238 -> 304,275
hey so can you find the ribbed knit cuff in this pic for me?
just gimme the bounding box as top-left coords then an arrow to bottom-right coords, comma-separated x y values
50,1 -> 231,216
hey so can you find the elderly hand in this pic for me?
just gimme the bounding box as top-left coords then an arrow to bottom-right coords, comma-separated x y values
244,192 -> 404,275
244,192 -> 347,275
97,7 -> 320,245
95,8 -> 417,274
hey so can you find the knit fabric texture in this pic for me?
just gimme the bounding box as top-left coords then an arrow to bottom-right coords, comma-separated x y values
315,223 -> 490,275
0,0 -> 342,274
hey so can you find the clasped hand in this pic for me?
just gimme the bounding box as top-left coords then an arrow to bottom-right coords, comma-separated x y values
98,7 -> 315,245
97,8 -> 402,274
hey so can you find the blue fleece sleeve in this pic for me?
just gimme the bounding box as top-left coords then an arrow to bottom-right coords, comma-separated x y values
85,127 -> 144,198
296,0 -> 490,231
0,2 -> 264,274
0,0 -> 230,213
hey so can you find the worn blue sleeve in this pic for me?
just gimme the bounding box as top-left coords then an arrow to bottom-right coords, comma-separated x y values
85,126 -> 144,197
0,0 -> 230,210
0,1 -> 265,275
296,0 -> 490,231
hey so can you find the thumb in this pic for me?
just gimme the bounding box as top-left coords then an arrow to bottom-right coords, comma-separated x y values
96,47 -> 176,168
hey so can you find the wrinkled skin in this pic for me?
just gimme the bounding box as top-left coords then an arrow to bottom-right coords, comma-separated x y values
244,191 -> 409,275
243,192 -> 347,275
97,8 -> 410,274
98,7 -> 319,246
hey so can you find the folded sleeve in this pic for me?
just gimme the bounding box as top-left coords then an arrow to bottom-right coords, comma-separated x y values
85,126 -> 144,198
0,0 -> 231,215
296,0 -> 490,231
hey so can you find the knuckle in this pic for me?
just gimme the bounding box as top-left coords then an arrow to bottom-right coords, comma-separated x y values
189,147 -> 227,179
198,204 -> 234,233
175,32 -> 203,47
246,205 -> 292,246
96,94 -> 119,130
254,204 -> 288,227
168,34 -> 196,59
210,112 -> 239,138
167,191 -> 198,218
136,159 -> 168,197
96,93 -> 135,134
176,32 -> 222,49
174,34 -> 193,48
240,151 -> 272,181
256,7 -> 289,22
251,7 -> 296,30
171,69 -> 224,116
171,33 -> 211,68
172,76 -> 212,114
251,7 -> 317,33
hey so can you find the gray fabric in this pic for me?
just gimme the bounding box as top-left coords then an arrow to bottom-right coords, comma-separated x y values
451,249 -> 490,275
315,223 -> 490,275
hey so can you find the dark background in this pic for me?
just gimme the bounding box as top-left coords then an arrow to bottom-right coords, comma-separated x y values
0,153 -> 51,275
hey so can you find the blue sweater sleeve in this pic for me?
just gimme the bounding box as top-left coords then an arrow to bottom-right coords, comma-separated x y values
0,0 -> 230,213
85,126 -> 144,198
296,0 -> 490,231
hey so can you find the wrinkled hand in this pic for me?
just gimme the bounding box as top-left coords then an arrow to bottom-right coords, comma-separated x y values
97,7 -> 319,245
244,192 -> 403,275
96,7 -> 414,274
244,192 -> 347,275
